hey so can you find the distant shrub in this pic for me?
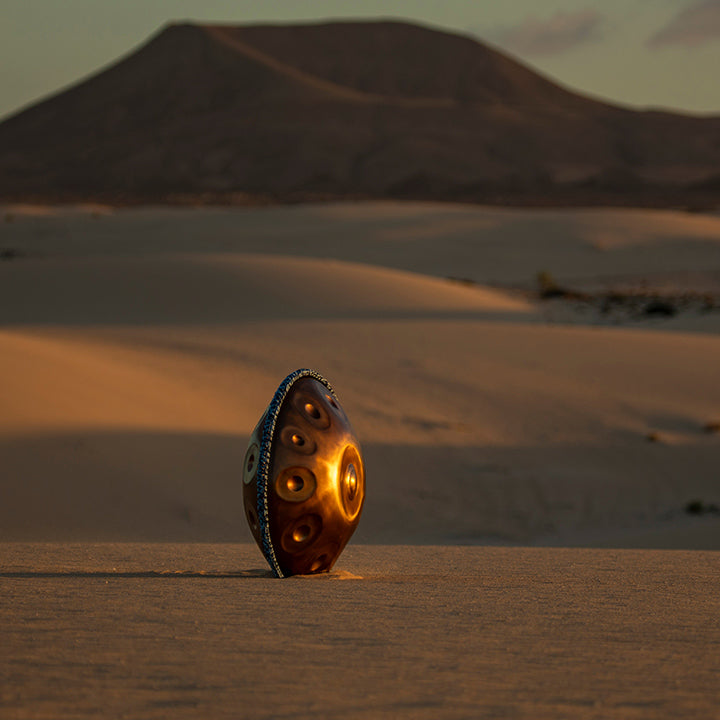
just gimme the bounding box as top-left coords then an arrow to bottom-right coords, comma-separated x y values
0,248 -> 20,261
643,300 -> 677,317
536,270 -> 565,299
686,499 -> 704,515
685,499 -> 720,516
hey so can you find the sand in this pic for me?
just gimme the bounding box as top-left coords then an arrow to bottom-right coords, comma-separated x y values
2,543 -> 719,719
1,201 -> 719,547
1,202 -> 719,717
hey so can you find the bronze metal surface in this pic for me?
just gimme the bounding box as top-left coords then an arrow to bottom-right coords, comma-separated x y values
243,370 -> 365,577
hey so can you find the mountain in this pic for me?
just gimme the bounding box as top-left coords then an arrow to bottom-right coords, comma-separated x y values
1,20 -> 720,206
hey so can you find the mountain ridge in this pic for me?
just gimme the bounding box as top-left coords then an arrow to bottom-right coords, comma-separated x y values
1,19 -> 719,207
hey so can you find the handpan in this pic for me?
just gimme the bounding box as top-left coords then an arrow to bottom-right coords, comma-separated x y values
243,369 -> 365,577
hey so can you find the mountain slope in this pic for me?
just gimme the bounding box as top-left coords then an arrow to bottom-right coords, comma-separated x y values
1,20 -> 719,205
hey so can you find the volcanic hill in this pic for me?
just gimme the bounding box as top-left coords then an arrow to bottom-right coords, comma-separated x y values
1,20 -> 720,206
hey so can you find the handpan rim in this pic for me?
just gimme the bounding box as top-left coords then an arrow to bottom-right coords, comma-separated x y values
256,368 -> 337,578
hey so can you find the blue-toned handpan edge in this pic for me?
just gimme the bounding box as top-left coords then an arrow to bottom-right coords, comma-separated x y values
256,369 -> 337,578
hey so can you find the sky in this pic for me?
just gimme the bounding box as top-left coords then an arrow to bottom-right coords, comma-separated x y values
2,0 -> 720,120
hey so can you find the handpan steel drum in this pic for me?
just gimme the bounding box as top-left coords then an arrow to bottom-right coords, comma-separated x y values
243,369 -> 365,577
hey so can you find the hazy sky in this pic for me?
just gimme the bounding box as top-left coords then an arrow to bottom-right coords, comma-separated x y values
2,0 -> 720,120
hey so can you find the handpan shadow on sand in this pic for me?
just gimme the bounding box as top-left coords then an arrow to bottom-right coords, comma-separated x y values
0,569 -> 363,580
0,569 -> 273,579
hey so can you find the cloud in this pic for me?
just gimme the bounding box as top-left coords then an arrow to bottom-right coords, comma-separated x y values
649,0 -> 720,48
490,9 -> 603,56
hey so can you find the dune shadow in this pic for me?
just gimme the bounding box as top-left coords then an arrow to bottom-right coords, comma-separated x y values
2,429 -> 720,550
356,440 -> 720,550
0,254 -> 538,326
0,430 -> 252,543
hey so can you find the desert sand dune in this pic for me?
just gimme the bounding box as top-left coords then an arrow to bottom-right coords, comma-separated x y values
2,320 -> 719,545
0,252 -> 535,326
4,201 -> 720,289
1,203 -> 719,548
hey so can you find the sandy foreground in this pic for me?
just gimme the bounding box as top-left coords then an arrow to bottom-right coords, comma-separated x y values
1,543 -> 718,719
